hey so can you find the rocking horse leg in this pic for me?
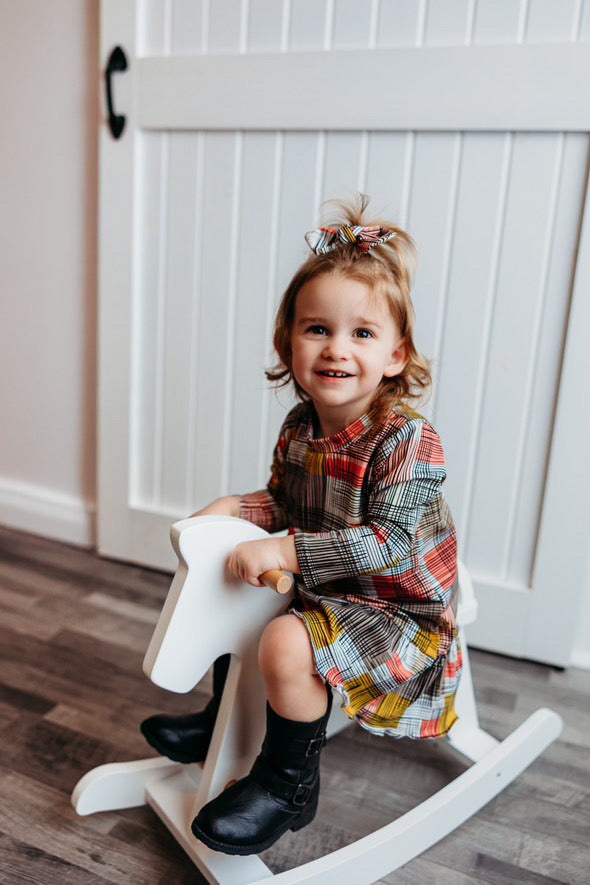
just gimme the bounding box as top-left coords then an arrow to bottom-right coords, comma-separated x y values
71,756 -> 184,815
140,653 -> 231,763
447,627 -> 499,762
146,651 -> 276,882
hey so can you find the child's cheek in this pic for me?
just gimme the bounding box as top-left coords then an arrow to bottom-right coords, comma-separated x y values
291,345 -> 307,387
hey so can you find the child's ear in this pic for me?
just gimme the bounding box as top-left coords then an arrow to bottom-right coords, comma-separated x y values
383,339 -> 408,378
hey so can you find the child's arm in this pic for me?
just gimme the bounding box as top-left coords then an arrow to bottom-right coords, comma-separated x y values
235,408 -> 301,534
190,496 -> 241,518
195,408 -> 301,586
192,489 -> 288,535
188,494 -> 297,588
238,489 -> 288,535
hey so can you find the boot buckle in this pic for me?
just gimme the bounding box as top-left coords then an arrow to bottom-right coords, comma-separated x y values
305,735 -> 325,757
292,783 -> 312,806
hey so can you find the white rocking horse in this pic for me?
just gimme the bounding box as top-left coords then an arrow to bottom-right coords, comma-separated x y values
72,515 -> 562,883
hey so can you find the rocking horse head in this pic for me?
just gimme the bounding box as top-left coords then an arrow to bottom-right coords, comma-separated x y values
143,515 -> 291,693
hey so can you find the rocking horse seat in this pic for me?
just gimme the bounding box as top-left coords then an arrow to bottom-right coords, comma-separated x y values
72,515 -> 562,884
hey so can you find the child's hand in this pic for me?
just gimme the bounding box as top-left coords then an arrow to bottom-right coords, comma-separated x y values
228,536 -> 299,587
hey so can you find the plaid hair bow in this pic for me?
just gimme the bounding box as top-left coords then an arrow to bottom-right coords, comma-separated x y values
305,224 -> 396,255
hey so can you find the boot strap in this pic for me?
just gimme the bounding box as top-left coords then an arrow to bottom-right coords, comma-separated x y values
251,757 -> 317,807
289,734 -> 326,756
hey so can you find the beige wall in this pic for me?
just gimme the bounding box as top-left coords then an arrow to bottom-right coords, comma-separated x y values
0,0 -> 98,543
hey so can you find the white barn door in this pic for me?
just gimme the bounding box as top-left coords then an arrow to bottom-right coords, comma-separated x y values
98,0 -> 590,667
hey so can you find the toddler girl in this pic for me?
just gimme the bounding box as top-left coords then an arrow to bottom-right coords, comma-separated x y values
141,195 -> 461,856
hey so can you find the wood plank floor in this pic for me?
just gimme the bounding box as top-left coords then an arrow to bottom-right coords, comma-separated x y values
0,524 -> 589,884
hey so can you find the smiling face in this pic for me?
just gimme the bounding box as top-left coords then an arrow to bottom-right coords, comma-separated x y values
290,273 -> 407,437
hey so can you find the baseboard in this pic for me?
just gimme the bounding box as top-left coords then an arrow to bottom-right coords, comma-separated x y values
569,648 -> 590,671
0,476 -> 96,547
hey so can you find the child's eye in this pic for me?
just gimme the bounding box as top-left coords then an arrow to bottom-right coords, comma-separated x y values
307,325 -> 328,335
355,328 -> 374,339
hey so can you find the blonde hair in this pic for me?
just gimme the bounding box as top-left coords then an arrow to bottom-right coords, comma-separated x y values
266,194 -> 432,418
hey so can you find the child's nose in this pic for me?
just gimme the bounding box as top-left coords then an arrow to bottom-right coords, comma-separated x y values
322,336 -> 349,360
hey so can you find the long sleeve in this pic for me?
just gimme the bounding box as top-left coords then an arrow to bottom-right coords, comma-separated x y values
238,488 -> 288,534
294,420 -> 447,589
237,411 -> 298,534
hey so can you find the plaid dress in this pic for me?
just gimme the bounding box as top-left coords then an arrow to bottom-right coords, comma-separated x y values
239,402 -> 461,739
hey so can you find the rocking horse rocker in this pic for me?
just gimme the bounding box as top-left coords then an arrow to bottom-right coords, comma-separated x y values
72,515 -> 562,883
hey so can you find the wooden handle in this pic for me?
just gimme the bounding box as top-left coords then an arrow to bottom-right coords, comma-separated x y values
260,569 -> 293,595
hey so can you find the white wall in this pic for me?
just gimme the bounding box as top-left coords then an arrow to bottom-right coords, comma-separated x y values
0,0 -> 98,544
0,0 -> 588,668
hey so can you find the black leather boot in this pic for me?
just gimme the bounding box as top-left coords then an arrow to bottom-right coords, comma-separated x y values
140,653 -> 230,763
191,688 -> 332,855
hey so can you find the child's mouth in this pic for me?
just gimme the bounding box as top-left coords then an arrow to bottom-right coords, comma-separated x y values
316,371 -> 352,379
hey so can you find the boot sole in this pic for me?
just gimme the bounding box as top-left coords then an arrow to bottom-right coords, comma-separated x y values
191,800 -> 318,855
